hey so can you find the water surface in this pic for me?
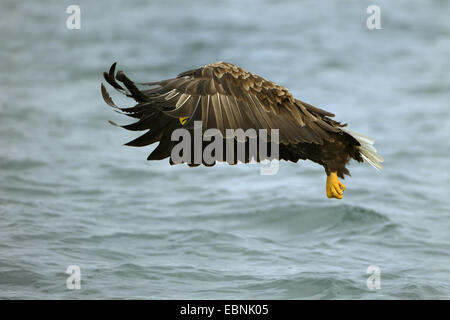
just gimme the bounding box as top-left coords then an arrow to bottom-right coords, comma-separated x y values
0,0 -> 449,299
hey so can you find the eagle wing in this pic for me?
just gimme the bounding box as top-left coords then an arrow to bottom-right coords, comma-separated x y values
102,62 -> 344,147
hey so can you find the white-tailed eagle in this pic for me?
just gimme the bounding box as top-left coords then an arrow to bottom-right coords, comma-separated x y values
101,62 -> 383,199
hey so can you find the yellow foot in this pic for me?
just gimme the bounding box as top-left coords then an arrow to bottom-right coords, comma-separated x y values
326,172 -> 346,199
179,116 -> 189,125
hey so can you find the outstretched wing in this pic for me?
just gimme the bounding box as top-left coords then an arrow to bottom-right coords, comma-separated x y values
102,62 -> 345,150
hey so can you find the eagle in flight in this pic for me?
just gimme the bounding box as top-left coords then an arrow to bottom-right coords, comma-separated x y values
101,62 -> 383,199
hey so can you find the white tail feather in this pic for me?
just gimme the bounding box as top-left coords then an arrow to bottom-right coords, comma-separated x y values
342,128 -> 384,171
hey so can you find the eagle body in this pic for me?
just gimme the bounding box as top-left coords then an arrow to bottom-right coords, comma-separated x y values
101,62 -> 383,199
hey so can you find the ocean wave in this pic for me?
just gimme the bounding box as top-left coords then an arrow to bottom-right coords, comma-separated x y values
0,157 -> 46,171
182,203 -> 395,235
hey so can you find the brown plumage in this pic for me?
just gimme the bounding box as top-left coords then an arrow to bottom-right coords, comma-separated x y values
101,62 -> 383,198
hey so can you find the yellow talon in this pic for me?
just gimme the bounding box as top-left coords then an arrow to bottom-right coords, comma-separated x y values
179,116 -> 189,125
326,171 -> 346,199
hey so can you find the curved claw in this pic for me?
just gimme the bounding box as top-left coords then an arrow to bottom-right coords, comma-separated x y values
326,172 -> 346,199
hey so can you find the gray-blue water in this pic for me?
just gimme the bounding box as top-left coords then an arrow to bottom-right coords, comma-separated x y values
1,0 -> 449,299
